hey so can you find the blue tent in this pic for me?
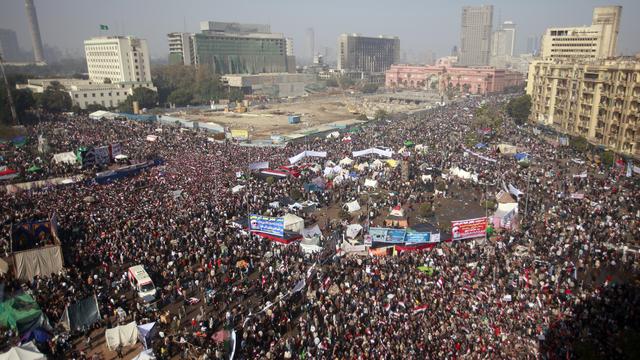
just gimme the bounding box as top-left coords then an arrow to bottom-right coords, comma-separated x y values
514,153 -> 529,161
20,327 -> 52,344
475,143 -> 487,149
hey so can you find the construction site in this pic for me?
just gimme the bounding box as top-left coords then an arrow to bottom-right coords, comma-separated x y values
178,90 -> 442,141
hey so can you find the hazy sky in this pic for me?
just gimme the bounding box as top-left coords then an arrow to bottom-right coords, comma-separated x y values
1,0 -> 639,61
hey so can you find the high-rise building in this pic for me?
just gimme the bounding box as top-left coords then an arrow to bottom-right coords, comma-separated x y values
540,6 -> 621,61
491,21 -> 516,68
168,32 -> 195,65
190,21 -> 291,74
306,28 -> 315,61
84,36 -> 152,83
526,36 -> 539,55
526,57 -> 640,157
0,29 -> 21,62
24,0 -> 44,63
337,33 -> 400,73
459,5 -> 493,66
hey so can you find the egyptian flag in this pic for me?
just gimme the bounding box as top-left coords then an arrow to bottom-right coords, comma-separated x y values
437,277 -> 444,288
412,304 -> 428,314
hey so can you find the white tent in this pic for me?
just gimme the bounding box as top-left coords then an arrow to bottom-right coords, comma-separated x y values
364,179 -> 378,188
449,167 -> 478,183
371,159 -> 384,170
0,342 -> 46,360
52,151 -> 77,165
89,110 -> 117,120
344,200 -> 361,213
231,185 -> 245,194
283,213 -> 304,234
339,157 -> 354,167
346,223 -> 363,239
326,131 -> 340,139
146,135 -> 158,142
105,321 -> 139,350
132,350 -> 156,360
355,163 -> 368,172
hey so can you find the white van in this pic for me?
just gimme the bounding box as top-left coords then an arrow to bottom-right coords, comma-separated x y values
127,265 -> 156,301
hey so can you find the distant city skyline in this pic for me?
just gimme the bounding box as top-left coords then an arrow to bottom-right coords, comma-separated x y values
1,0 -> 639,62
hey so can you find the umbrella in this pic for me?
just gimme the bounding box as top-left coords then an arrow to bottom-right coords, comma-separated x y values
27,165 -> 42,173
115,154 -> 128,160
403,140 -> 415,147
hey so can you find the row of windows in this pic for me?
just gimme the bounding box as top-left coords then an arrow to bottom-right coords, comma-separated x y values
551,43 -> 597,47
74,91 -> 126,98
551,37 -> 598,41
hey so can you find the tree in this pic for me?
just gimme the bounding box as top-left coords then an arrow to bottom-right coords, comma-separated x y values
462,83 -> 471,94
360,83 -> 379,94
36,84 -> 72,113
600,150 -> 615,167
419,203 -> 434,218
571,136 -> 589,153
506,95 -> 532,125
374,109 -> 388,121
119,87 -> 158,112
167,88 -> 193,107
0,88 -> 35,124
85,103 -> 108,113
228,89 -> 244,102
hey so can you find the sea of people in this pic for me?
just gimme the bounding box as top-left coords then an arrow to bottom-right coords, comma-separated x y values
0,94 -> 638,359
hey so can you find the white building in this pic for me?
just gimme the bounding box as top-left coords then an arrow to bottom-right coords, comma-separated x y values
84,36 -> 152,83
540,6 -> 621,61
168,32 -> 195,65
17,79 -> 157,109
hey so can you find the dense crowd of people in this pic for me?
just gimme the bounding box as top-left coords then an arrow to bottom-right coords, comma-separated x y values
0,95 -> 638,359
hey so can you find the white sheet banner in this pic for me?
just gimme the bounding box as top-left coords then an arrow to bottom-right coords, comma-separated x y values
462,146 -> 497,163
289,150 -> 328,164
352,148 -> 393,158
508,183 -> 524,197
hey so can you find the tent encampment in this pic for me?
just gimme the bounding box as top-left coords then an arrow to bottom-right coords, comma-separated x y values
339,157 -> 354,167
346,224 -> 363,239
105,321 -> 138,350
497,144 -> 517,154
283,214 -> 304,234
62,295 -> 100,332
0,294 -> 44,334
137,322 -> 158,350
89,110 -> 117,120
364,179 -> 378,188
0,341 -> 45,360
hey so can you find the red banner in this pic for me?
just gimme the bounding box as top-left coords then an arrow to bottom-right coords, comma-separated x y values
451,217 -> 487,240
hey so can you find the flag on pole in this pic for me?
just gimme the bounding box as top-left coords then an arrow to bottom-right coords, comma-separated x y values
99,24 -> 109,30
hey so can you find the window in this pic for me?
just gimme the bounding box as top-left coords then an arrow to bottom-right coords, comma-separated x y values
83,94 -> 87,98
75,94 -> 79,98
92,93 -> 95,97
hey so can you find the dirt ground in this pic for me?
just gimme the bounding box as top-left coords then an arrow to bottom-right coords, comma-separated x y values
183,95 -> 359,139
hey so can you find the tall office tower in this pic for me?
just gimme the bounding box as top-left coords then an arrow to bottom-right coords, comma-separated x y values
193,21 -> 289,74
168,32 -> 195,65
306,28 -> 315,60
459,5 -> 493,66
491,21 -> 516,68
84,36 -> 152,83
24,0 -> 45,63
0,29 -> 21,61
540,6 -> 622,61
337,33 -> 400,73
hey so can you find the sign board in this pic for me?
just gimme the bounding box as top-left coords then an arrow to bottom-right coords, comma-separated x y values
249,214 -> 284,237
230,129 -> 249,140
451,217 -> 488,241
405,231 -> 432,243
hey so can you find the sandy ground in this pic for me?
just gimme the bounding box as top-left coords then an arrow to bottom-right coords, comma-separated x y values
183,95 -> 358,139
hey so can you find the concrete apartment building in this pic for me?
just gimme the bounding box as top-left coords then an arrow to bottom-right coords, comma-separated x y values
19,36 -> 157,110
84,36 -> 152,83
167,21 -> 293,74
459,5 -> 493,66
526,57 -> 640,158
540,6 -> 621,61
168,32 -> 195,66
337,34 -> 400,74
385,63 -> 523,95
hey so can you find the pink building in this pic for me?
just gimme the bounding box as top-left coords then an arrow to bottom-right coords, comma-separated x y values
385,64 -> 524,95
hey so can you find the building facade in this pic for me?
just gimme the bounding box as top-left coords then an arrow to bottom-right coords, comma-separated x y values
337,34 -> 400,73
526,58 -> 640,157
459,5 -> 493,66
17,79 -> 157,109
84,36 -> 152,83
491,21 -> 516,68
540,6 -> 621,61
222,73 -> 316,98
0,28 -> 21,61
168,32 -> 195,65
385,64 -> 524,95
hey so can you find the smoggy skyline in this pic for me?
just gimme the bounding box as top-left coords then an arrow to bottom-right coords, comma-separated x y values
1,0 -> 639,62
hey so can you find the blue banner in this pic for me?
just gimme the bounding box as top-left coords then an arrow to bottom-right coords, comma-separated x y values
405,231 -> 431,243
249,214 -> 284,237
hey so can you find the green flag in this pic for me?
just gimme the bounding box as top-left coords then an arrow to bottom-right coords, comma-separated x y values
99,24 -> 109,30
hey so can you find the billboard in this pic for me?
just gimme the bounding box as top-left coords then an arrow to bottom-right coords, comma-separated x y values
231,129 -> 249,140
405,231 -> 432,243
249,214 -> 284,237
451,217 -> 488,240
